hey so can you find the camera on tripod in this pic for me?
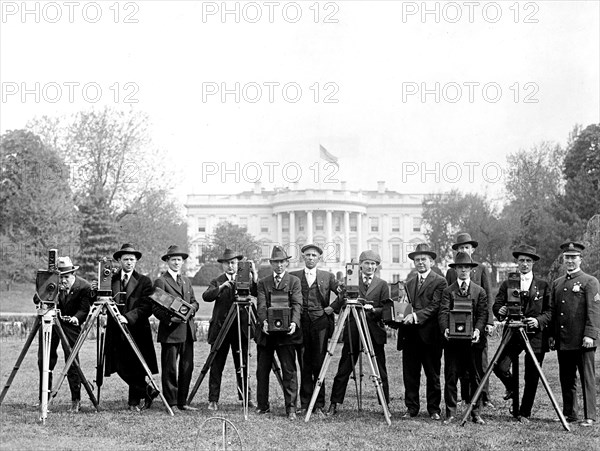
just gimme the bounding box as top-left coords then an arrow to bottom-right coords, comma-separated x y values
447,292 -> 473,340
267,291 -> 291,332
344,262 -> 361,302
34,249 -> 60,306
235,261 -> 253,297
96,257 -> 117,298
506,272 -> 525,320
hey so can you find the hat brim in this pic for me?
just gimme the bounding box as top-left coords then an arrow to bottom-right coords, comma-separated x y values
562,251 -> 582,256
449,262 -> 478,268
512,251 -> 540,261
113,250 -> 142,260
162,252 -> 189,262
408,251 -> 437,260
452,241 -> 478,250
58,266 -> 79,275
269,256 -> 291,262
217,255 -> 243,263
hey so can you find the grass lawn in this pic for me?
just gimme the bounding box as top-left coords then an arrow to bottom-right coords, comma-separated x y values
1,332 -> 598,450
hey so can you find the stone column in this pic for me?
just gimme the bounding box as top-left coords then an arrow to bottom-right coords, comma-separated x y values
276,212 -> 282,245
356,212 -> 363,252
344,210 -> 350,262
306,210 -> 314,244
289,211 -> 296,259
326,210 -> 333,247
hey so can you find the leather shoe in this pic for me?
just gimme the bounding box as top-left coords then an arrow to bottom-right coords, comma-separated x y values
208,401 -> 218,411
443,416 -> 456,425
68,400 -> 80,413
314,407 -> 326,418
255,407 -> 270,414
472,415 -> 485,425
503,389 -> 515,400
247,400 -> 255,408
128,405 -> 141,412
483,400 -> 495,409
178,405 -> 198,411
299,408 -> 308,416
402,411 -> 418,419
142,386 -> 160,410
287,411 -> 297,420
518,416 -> 530,423
430,413 -> 441,421
580,419 -> 595,427
327,403 -> 338,416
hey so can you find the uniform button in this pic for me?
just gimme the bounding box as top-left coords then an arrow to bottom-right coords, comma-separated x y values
562,301 -> 565,303
561,313 -> 564,316
561,326 -> 564,328
564,288 -> 567,291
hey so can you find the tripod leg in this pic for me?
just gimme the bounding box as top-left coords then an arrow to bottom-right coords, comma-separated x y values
305,306 -> 351,422
235,303 -> 249,419
53,318 -> 98,410
40,309 -> 55,423
244,302 -> 252,419
187,304 -> 238,405
352,307 -> 391,426
345,311 -> 361,410
96,314 -> 106,403
511,350 -> 519,418
461,327 -> 515,426
518,329 -> 570,431
105,302 -> 174,416
0,315 -> 41,404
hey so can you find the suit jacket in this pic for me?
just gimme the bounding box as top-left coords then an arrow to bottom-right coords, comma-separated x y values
550,270 -> 600,351
493,273 -> 551,352
256,272 -> 302,346
439,280 -> 488,348
202,273 -> 258,345
58,276 -> 92,328
330,275 -> 390,345
152,272 -> 199,344
105,270 -> 158,375
447,263 -> 494,324
403,271 -> 447,346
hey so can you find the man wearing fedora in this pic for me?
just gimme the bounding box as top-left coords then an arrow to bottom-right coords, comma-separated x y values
103,244 -> 159,411
36,256 -> 92,412
152,245 -> 199,411
550,241 -> 599,427
493,244 -> 551,422
202,249 -> 259,411
290,244 -> 341,416
446,232 -> 495,408
327,250 -> 390,415
439,252 -> 488,425
402,243 -> 447,420
255,246 -> 302,420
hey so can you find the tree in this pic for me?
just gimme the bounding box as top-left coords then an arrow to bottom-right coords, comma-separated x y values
0,130 -> 80,283
204,222 -> 262,263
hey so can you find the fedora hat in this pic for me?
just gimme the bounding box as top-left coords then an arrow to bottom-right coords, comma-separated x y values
560,241 -> 585,256
161,244 -> 189,262
57,256 -> 79,275
113,243 -> 142,261
269,245 -> 291,261
217,248 -> 243,263
452,232 -> 479,250
449,252 -> 478,268
359,250 -> 381,265
301,243 -> 323,255
512,244 -> 540,261
408,243 -> 437,260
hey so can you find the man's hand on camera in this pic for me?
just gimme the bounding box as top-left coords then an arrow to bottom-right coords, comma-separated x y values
524,317 -> 538,329
582,336 -> 594,348
444,328 -> 449,340
91,281 -> 98,291
403,313 -> 415,325
472,328 -> 480,344
288,322 -> 297,335
549,337 -> 555,350
62,316 -> 79,326
498,305 -> 507,317
363,303 -> 374,311
250,261 -> 259,282
220,280 -> 234,291
324,306 -> 334,315
263,320 -> 269,334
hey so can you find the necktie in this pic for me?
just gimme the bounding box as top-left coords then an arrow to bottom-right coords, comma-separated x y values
460,281 -> 467,296
121,273 -> 129,292
177,274 -> 183,288
418,276 -> 425,289
364,276 -> 371,289
275,275 -> 282,288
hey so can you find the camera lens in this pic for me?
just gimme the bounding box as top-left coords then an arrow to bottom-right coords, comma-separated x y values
274,320 -> 282,328
512,290 -> 520,297
347,269 -> 353,275
180,306 -> 189,314
103,268 -> 111,276
47,283 -> 56,291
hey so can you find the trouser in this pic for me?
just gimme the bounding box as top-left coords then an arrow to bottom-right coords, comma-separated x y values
160,333 -> 195,407
460,343 -> 490,402
208,328 -> 249,403
557,349 -> 597,421
402,338 -> 442,416
444,341 -> 483,417
300,314 -> 330,409
256,342 -> 297,413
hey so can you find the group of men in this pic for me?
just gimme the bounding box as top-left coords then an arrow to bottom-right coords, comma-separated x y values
37,235 -> 599,428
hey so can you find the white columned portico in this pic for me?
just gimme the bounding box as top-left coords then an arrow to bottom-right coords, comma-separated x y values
326,210 -> 333,246
289,211 -> 296,259
276,213 -> 283,245
344,210 -> 350,262
356,212 -> 363,252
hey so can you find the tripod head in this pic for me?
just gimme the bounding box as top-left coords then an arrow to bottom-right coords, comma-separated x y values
33,249 -> 60,313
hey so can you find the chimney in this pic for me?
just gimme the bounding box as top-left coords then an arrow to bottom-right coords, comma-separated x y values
253,181 -> 261,194
340,181 -> 347,191
377,181 -> 385,193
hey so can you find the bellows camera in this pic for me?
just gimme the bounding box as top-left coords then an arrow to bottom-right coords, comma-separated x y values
506,272 -> 523,321
383,281 -> 413,325
235,261 -> 252,297
34,249 -> 60,305
267,292 -> 291,332
344,262 -> 361,300
448,292 -> 473,340
150,287 -> 195,322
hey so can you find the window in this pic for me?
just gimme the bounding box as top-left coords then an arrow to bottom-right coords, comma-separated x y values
350,244 -> 357,260
198,217 -> 206,233
392,244 -> 401,263
391,216 -> 400,233
315,215 -> 324,231
334,216 -> 341,232
298,216 -> 305,232
350,215 -> 357,232
392,274 -> 400,283
412,217 -> 422,232
260,217 -> 269,233
335,243 -> 341,262
282,217 -> 289,233
370,217 -> 379,233
239,217 -> 248,231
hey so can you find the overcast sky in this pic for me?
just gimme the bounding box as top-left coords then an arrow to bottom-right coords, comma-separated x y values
1,1 -> 599,204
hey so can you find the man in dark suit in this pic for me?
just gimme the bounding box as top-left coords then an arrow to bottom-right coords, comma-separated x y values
401,243 -> 448,420
152,245 -> 199,412
36,256 -> 92,412
439,252 -> 488,425
550,241 -> 600,427
202,249 -> 258,411
290,244 -> 341,416
255,246 -> 302,420
103,244 -> 159,411
493,244 -> 551,422
327,250 -> 390,415
446,232 -> 495,408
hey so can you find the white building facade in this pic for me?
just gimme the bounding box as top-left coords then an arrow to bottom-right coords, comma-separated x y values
185,182 -> 427,282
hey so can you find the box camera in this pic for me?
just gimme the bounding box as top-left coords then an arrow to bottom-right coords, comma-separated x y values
235,261 -> 252,297
34,249 -> 60,305
383,281 -> 413,325
267,292 -> 291,332
344,262 -> 361,300
506,272 -> 523,321
448,292 -> 473,340
150,287 -> 195,322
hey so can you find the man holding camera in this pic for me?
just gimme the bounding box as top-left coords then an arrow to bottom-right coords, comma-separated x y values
202,249 -> 258,411
103,244 -> 159,412
493,244 -> 551,423
255,246 -> 302,420
550,241 -> 599,427
439,252 -> 488,425
402,243 -> 447,420
446,232 -> 495,408
290,244 -> 341,416
327,250 -> 390,415
36,256 -> 92,413
152,245 -> 199,412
